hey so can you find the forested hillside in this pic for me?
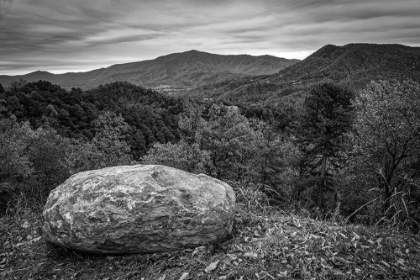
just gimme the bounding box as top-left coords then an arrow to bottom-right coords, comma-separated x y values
186,44 -> 420,107
0,51 -> 298,91
0,81 -> 182,159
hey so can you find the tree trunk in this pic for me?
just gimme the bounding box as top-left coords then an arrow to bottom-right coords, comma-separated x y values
318,156 -> 327,210
382,180 -> 391,214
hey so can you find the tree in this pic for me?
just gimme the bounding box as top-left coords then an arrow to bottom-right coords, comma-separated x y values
200,104 -> 265,180
0,117 -> 34,183
297,82 -> 355,210
27,125 -> 72,196
0,117 -> 73,208
258,127 -> 302,206
0,117 -> 33,211
8,79 -> 28,94
64,138 -> 102,175
142,140 -> 211,174
143,103 -> 266,181
352,80 -> 420,229
91,111 -> 133,168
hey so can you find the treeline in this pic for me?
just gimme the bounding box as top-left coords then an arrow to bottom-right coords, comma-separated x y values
1,79 -> 419,233
0,80 -> 182,159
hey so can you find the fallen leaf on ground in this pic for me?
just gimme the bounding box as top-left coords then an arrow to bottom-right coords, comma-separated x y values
179,272 -> 189,280
243,252 -> 258,259
227,254 -> 237,261
204,260 -> 219,273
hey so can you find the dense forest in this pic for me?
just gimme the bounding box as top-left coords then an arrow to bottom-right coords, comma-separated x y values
1,78 -> 420,235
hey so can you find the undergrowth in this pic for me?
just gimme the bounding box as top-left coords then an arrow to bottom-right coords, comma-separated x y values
1,184 -> 420,280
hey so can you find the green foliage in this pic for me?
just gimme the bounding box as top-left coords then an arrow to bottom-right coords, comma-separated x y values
296,82 -> 355,211
350,80 -> 420,230
0,117 -> 34,183
63,111 -> 135,172
8,79 -> 28,94
91,111 -> 133,168
27,125 -> 72,194
0,80 -> 183,159
144,103 -> 267,180
85,82 -> 181,158
142,140 -> 210,173
298,82 -> 354,158
0,117 -> 73,210
4,76 -> 420,234
63,138 -> 100,175
0,111 -> 136,211
258,131 -> 302,206
0,80 -> 185,212
143,103 -> 301,207
200,104 -> 265,180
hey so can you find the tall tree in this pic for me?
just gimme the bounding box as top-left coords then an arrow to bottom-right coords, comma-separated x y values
200,104 -> 264,180
9,79 -> 28,94
297,82 -> 355,210
258,126 -> 302,206
352,80 -> 420,227
0,117 -> 34,183
28,125 -> 72,195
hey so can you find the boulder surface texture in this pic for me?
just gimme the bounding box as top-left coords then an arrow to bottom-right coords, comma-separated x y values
43,164 -> 236,254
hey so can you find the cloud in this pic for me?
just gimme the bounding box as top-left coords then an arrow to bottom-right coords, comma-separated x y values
0,0 -> 419,75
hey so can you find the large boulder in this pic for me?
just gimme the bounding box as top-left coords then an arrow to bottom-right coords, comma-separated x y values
42,165 -> 235,254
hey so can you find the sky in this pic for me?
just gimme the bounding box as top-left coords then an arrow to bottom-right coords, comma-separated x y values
1,0 -> 420,75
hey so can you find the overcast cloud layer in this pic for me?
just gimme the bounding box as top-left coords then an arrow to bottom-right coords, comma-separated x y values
1,0 -> 420,75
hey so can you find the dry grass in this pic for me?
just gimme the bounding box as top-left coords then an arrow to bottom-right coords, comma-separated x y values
1,185 -> 420,280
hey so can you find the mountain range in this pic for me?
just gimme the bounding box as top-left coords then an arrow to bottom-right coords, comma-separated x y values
2,44 -> 419,104
0,50 -> 298,91
267,43 -> 420,85
188,43 -> 420,105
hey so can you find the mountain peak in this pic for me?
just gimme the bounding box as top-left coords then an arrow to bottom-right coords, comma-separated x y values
183,43 -> 420,106
0,50 -> 298,90
31,70 -> 54,75
185,49 -> 203,53
267,43 -> 420,88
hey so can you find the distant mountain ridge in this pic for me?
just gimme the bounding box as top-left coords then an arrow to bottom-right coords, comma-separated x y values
0,50 -> 299,90
268,43 -> 420,85
189,43 -> 420,105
